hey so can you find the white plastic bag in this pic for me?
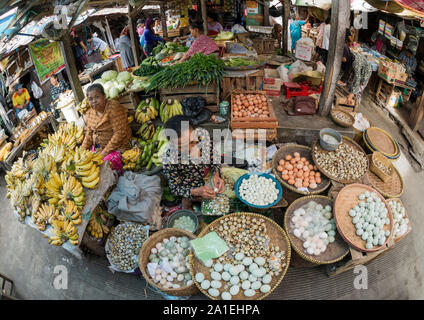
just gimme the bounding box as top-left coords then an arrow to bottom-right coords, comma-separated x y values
288,60 -> 312,80
277,65 -> 290,82
316,61 -> 326,73
231,24 -> 247,34
31,81 -> 43,99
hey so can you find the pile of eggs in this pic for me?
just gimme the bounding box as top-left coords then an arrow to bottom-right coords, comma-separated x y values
388,200 -> 410,238
276,152 -> 321,189
349,191 -> 391,249
238,175 -> 279,206
147,236 -> 193,289
232,93 -> 269,119
290,201 -> 336,256
171,215 -> 197,233
195,254 -> 274,300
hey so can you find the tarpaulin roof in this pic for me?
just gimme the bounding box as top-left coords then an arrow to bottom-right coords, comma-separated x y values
394,0 -> 424,15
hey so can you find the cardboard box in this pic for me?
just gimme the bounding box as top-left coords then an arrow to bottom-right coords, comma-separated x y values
295,42 -> 313,61
263,68 -> 283,96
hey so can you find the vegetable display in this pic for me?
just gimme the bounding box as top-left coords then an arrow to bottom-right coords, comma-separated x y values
98,70 -> 134,99
225,57 -> 256,67
214,31 -> 234,41
146,53 -> 225,91
134,65 -> 163,78
232,93 -> 270,119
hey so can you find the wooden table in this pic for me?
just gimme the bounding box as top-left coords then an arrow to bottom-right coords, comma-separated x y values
376,75 -> 415,104
0,114 -> 57,171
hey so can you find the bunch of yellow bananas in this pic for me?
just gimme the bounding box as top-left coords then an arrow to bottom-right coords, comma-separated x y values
135,103 -> 158,124
48,219 -> 79,246
33,203 -> 56,231
87,206 -> 111,239
55,200 -> 82,225
42,143 -> 65,163
74,147 -> 102,189
122,146 -> 142,170
76,97 -> 90,115
58,175 -> 85,207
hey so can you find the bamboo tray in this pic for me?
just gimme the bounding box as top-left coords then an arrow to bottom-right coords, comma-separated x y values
387,198 -> 411,243
364,155 -> 404,198
363,127 -> 399,158
189,212 -> 291,300
330,108 -> 354,128
272,144 -> 331,196
312,136 -> 369,184
231,89 -> 278,129
139,228 -> 199,296
284,196 -> 349,264
333,184 -> 394,253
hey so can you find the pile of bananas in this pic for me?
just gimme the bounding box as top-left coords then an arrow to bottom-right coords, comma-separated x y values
136,121 -> 155,140
137,126 -> 168,170
122,146 -> 142,170
76,97 -> 90,115
159,99 -> 183,123
135,98 -> 159,124
86,206 -> 114,239
5,122 -> 104,248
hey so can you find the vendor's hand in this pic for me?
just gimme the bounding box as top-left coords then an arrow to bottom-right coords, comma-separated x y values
213,172 -> 225,194
191,186 -> 216,200
345,93 -> 355,105
337,80 -> 346,86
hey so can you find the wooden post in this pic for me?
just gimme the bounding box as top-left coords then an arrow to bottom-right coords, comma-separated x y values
160,3 -> 168,40
200,0 -> 208,35
59,33 -> 84,104
409,93 -> 424,131
105,18 -> 116,52
264,1 -> 270,26
281,0 -> 290,55
128,4 -> 140,66
318,0 -> 350,116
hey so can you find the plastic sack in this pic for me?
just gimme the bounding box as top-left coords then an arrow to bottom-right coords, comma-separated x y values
103,151 -> 123,175
316,61 -> 326,73
190,231 -> 229,265
277,64 -> 290,82
182,96 -> 205,118
288,60 -> 312,80
31,81 -> 43,99
227,42 -> 249,54
221,167 -> 249,199
231,24 -> 247,34
191,108 -> 212,126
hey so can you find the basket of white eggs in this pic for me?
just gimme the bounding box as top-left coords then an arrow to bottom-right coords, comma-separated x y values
139,228 -> 200,296
387,198 -> 411,243
333,184 -> 394,252
284,196 -> 350,264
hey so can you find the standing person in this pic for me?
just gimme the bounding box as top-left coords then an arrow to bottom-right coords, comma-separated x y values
207,12 -> 223,35
12,84 -> 35,119
50,74 -> 70,102
70,28 -> 88,73
177,22 -> 219,63
321,17 -> 331,64
290,14 -> 309,52
137,19 -> 145,48
153,19 -> 161,33
87,34 -> 111,60
119,26 -> 135,69
313,18 -> 326,62
143,18 -> 164,57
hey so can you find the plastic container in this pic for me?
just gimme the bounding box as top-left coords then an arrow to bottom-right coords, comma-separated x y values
319,128 -> 342,151
219,101 -> 229,116
61,104 -> 80,124
167,210 -> 199,233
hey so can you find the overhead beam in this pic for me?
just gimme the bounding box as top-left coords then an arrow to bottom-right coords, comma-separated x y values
318,0 -> 350,116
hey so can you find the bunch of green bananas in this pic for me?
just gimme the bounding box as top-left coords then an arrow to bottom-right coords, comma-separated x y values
135,126 -> 166,171
160,99 -> 183,123
135,98 -> 159,124
137,121 -> 155,140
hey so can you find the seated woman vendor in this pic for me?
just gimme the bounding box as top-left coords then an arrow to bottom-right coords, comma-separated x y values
162,115 -> 225,210
81,84 -> 132,158
177,21 -> 219,63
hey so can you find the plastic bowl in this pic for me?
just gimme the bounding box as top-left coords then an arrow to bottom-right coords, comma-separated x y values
167,210 -> 199,233
235,173 -> 283,209
319,128 -> 342,151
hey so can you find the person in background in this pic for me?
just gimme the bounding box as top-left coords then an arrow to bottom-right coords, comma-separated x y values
153,19 -> 161,33
87,34 -> 111,60
321,17 -> 331,64
143,18 -> 164,57
313,18 -> 326,62
162,115 -> 224,210
137,19 -> 145,48
177,22 -> 219,63
399,48 -> 417,77
119,26 -> 135,69
70,28 -> 88,73
12,84 -> 35,119
290,14 -> 309,52
50,74 -> 70,102
207,12 -> 223,36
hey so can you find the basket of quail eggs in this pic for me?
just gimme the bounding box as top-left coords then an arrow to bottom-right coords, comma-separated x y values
190,213 -> 291,300
333,184 -> 394,252
387,198 -> 411,243
139,228 -> 200,296
284,196 -> 350,264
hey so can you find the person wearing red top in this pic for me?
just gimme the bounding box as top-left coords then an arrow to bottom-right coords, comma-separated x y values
178,21 -> 219,63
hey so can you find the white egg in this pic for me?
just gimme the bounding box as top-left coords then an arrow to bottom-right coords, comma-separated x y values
208,288 -> 220,297
201,280 -> 210,290
262,274 -> 272,284
229,266 -> 240,276
260,284 -> 271,294
210,280 -> 222,289
254,257 -> 266,266
242,257 -> 253,266
222,271 -> 231,281
195,273 -> 205,283
230,285 -> 240,296
251,281 -> 262,290
221,292 -> 232,300
244,289 -> 256,297
204,259 -> 213,268
230,276 -> 240,285
214,263 -> 224,272
211,271 -> 222,281
239,271 -> 249,280
241,280 -> 251,290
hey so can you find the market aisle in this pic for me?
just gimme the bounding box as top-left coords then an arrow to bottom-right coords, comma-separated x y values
0,95 -> 423,299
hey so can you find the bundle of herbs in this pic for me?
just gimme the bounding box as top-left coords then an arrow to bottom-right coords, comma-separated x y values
133,64 -> 164,77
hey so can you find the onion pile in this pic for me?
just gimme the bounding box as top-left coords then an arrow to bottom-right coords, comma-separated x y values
276,152 -> 321,189
232,93 -> 269,119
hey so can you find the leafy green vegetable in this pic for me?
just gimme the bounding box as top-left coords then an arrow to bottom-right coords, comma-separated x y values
101,70 -> 117,82
225,57 -> 256,67
134,64 -> 163,77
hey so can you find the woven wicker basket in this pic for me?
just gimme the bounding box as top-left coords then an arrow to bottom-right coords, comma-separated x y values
189,212 -> 291,300
330,108 -> 354,128
363,127 -> 399,158
370,152 -> 394,183
284,196 -> 349,264
387,198 -> 411,243
139,228 -> 200,296
333,184 -> 394,253
131,66 -> 150,81
272,144 -> 331,196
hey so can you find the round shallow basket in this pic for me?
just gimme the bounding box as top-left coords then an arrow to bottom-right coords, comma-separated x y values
333,184 -> 394,253
272,144 -> 331,197
363,127 -> 399,158
284,196 -> 349,264
365,155 -> 404,198
189,212 -> 291,300
126,80 -> 146,93
139,228 -> 199,296
235,173 -> 283,209
224,61 -> 267,71
131,66 -> 150,81
311,136 -> 369,184
386,198 -> 411,243
330,108 -> 355,128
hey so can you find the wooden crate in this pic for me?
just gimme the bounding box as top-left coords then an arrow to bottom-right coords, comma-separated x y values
326,237 -> 395,277
230,89 -> 278,129
117,92 -> 140,110
159,84 -> 219,113
221,69 -> 264,101
232,128 -> 277,142
158,28 -> 181,38
252,38 -> 280,54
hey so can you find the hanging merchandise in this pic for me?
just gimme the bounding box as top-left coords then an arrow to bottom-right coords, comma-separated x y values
384,23 -> 393,40
378,20 -> 385,35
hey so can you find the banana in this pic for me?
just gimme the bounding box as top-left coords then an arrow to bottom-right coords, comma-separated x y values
76,161 -> 94,173
82,176 -> 100,189
81,166 -> 99,184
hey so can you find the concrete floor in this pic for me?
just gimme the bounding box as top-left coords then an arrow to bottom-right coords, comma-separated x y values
0,92 -> 423,300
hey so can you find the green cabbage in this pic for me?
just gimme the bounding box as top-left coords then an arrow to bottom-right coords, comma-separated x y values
109,87 -> 120,99
103,81 -> 114,92
101,70 -> 118,82
117,71 -> 132,83
116,82 -> 126,93
215,31 -> 234,40
93,78 -> 104,85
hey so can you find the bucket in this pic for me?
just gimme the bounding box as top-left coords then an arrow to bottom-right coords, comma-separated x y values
61,104 -> 80,123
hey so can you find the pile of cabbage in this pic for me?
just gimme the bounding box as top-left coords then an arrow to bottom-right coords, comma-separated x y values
93,70 -> 133,99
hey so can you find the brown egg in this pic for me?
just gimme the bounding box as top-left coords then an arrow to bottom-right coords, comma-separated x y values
303,166 -> 309,172
309,171 -> 315,177
308,165 -> 314,170
288,179 -> 295,185
289,174 -> 294,180
300,157 -> 307,163
293,152 -> 300,158
309,179 -> 316,185
287,164 -> 294,171
277,165 -> 284,172
285,155 -> 292,161
282,169 -> 288,175
296,171 -> 303,178
304,177 -> 309,183
303,171 -> 309,178
316,177 -> 322,184
315,172 -> 321,178
309,183 -> 318,189
288,170 -> 293,176
296,163 -> 303,170
313,165 -> 318,170
282,174 -> 289,181
293,168 -> 298,173
305,161 -> 310,166
303,181 -> 309,188
279,159 -> 285,166
294,181 -> 302,188
290,158 -> 296,165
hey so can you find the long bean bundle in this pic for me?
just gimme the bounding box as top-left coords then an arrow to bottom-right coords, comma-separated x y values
145,53 -> 226,92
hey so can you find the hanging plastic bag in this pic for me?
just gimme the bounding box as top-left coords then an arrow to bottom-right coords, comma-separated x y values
31,81 -> 43,99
